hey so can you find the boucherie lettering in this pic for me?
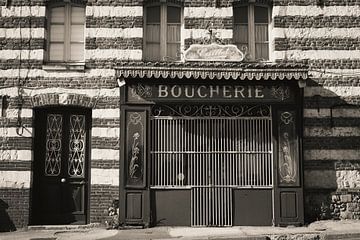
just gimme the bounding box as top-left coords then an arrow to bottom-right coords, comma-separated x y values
158,85 -> 265,99
128,84 -> 293,102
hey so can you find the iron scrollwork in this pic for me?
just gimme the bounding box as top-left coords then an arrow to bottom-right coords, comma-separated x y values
151,104 -> 271,118
45,114 -> 63,176
130,84 -> 152,100
129,132 -> 141,179
271,86 -> 290,101
278,111 -> 299,185
279,132 -> 297,183
126,112 -> 144,185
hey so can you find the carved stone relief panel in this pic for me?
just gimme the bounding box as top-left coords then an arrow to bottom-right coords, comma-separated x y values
278,110 -> 300,186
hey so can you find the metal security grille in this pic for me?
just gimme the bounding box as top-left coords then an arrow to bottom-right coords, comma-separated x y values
150,104 -> 273,226
191,187 -> 232,226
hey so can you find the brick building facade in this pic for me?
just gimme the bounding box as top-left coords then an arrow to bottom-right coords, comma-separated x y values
0,0 -> 360,229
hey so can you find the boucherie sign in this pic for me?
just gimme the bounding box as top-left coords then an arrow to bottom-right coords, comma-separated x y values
184,43 -> 245,61
127,84 -> 294,103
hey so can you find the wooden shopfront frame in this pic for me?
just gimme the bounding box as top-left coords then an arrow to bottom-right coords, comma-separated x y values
117,63 -> 307,227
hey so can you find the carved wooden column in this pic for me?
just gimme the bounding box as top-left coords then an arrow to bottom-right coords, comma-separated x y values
274,108 -> 304,226
119,81 -> 151,227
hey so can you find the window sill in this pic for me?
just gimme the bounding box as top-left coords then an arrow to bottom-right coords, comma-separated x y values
42,62 -> 85,71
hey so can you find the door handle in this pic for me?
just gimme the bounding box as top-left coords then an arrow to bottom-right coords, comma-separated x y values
61,178 -> 66,183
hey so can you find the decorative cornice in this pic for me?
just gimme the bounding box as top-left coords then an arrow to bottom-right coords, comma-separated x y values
31,93 -> 98,108
116,61 -> 308,81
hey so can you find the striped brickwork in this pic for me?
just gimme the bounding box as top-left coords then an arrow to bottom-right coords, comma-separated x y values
271,2 -> 360,221
0,0 -> 143,228
1,0 -> 360,227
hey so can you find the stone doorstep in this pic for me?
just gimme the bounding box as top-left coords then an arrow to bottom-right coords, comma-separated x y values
27,223 -> 101,231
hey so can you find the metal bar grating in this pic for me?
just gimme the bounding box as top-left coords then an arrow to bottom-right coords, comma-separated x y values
150,116 -> 273,188
191,187 -> 232,226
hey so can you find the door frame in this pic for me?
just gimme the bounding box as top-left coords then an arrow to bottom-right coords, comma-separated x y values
119,79 -> 304,227
30,106 -> 91,225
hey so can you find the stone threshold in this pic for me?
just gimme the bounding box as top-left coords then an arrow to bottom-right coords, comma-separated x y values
27,223 -> 101,231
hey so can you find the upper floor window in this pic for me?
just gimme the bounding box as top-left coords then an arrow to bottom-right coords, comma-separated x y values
234,3 -> 270,61
48,2 -> 85,62
144,2 -> 182,61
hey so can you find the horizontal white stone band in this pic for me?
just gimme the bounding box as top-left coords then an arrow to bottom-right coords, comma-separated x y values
86,28 -> 143,38
0,170 -> 119,188
0,170 -> 31,188
91,168 -> 119,186
310,69 -> 360,78
0,68 -> 115,78
0,87 -> 119,98
184,29 -> 232,39
92,109 -> 120,119
304,150 -> 360,161
0,49 -> 44,60
184,7 -> 233,18
304,127 -> 360,137
4,108 -> 119,119
0,150 -> 32,161
91,149 -> 119,160
0,28 -> 45,38
304,108 -> 360,118
92,127 -> 119,138
86,6 -> 142,17
85,49 -> 142,60
5,109 -> 33,118
304,86 -> 360,98
0,127 -> 32,138
274,50 -> 360,60
273,6 -> 360,16
0,6 -> 46,17
273,28 -> 360,39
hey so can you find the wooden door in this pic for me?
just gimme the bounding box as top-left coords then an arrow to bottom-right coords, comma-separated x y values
31,108 -> 90,225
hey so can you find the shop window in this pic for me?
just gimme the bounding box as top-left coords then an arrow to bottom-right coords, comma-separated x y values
234,3 -> 270,61
47,2 -> 85,62
144,3 -> 182,61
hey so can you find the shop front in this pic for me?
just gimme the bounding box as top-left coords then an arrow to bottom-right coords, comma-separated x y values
116,61 -> 308,227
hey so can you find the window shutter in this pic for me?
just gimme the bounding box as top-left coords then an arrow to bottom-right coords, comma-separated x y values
48,4 -> 85,62
233,6 -> 248,53
49,7 -> 65,61
254,6 -> 269,60
166,6 -> 181,60
70,6 -> 85,61
145,6 -> 161,61
234,4 -> 269,61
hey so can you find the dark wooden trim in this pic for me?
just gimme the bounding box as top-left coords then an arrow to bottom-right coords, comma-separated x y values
119,103 -> 152,227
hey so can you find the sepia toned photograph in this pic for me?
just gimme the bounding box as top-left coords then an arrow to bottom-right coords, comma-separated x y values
1,0 -> 360,239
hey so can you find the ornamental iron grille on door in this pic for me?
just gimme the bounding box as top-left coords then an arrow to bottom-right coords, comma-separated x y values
32,109 -> 89,225
150,104 -> 273,226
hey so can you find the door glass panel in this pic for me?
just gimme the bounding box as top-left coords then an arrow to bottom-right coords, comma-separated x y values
68,114 -> 86,177
146,6 -> 160,23
254,6 -> 268,24
51,6 -> 65,23
49,43 -> 64,61
71,6 -> 85,24
50,25 -> 65,41
167,6 -> 180,23
71,25 -> 84,42
70,43 -> 84,61
234,6 -> 248,24
45,114 -> 63,176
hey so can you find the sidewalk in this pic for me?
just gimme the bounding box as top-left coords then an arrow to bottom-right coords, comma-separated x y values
1,220 -> 360,240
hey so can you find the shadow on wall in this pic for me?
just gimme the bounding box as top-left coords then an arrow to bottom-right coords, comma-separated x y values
0,199 -> 16,232
303,79 -> 360,223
